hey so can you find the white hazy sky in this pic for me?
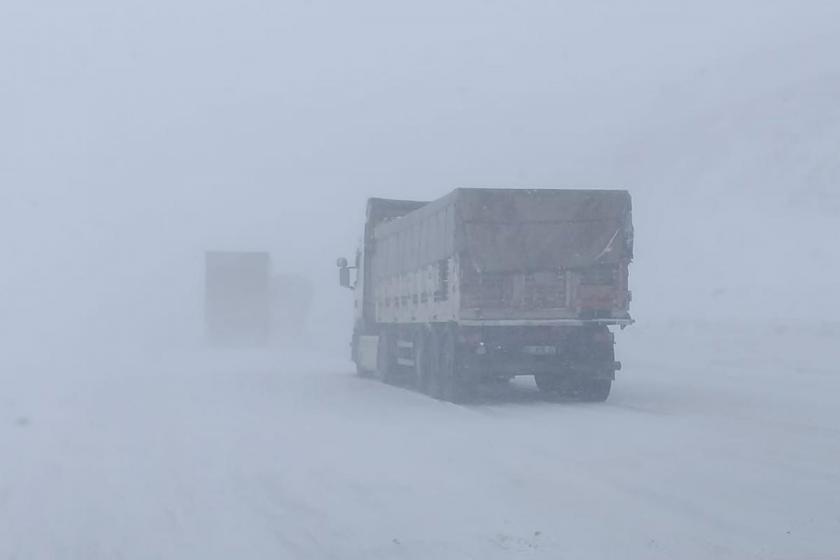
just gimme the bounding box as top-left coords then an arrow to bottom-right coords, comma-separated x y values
2,0 -> 839,351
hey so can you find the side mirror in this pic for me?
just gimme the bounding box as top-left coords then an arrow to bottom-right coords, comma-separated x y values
339,266 -> 351,289
336,257 -> 352,289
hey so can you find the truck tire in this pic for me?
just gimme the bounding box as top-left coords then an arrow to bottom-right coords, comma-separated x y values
536,373 -> 611,401
574,336 -> 614,402
437,325 -> 475,403
376,329 -> 398,384
578,379 -> 612,402
414,327 -> 432,394
534,374 -> 557,393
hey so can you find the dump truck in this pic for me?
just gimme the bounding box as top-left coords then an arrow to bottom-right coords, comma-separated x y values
337,188 -> 633,402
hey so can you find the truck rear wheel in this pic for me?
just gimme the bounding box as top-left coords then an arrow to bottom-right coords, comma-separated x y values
534,374 -> 564,393
536,373 -> 611,402
436,325 -> 475,403
579,379 -> 612,402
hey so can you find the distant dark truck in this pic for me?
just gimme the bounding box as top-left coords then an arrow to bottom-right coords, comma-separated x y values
337,188 -> 633,402
205,251 -> 271,347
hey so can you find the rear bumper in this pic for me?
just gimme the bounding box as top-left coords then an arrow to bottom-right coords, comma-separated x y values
464,355 -> 621,378
460,318 -> 634,328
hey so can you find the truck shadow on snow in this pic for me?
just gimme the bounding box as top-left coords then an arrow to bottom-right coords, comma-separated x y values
377,375 -> 598,406
469,379 -> 562,405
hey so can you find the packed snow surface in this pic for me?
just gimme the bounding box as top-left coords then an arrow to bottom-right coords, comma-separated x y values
1,322 -> 838,559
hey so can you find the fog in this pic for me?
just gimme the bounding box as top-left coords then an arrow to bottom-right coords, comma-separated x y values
4,0 -> 838,355
2,2 -> 840,557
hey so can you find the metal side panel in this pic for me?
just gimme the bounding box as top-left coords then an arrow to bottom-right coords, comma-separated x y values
358,335 -> 379,371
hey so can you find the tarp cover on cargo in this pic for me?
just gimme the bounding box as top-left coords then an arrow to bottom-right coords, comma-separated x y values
457,189 -> 633,273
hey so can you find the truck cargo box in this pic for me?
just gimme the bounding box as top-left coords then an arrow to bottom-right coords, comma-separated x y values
369,188 -> 633,326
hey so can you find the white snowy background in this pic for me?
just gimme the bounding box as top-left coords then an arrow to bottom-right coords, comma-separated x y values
1,1 -> 839,558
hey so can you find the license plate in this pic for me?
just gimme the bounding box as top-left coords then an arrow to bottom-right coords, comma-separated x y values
523,345 -> 557,356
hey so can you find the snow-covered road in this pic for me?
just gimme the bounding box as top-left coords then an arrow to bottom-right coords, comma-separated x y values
2,323 -> 838,559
